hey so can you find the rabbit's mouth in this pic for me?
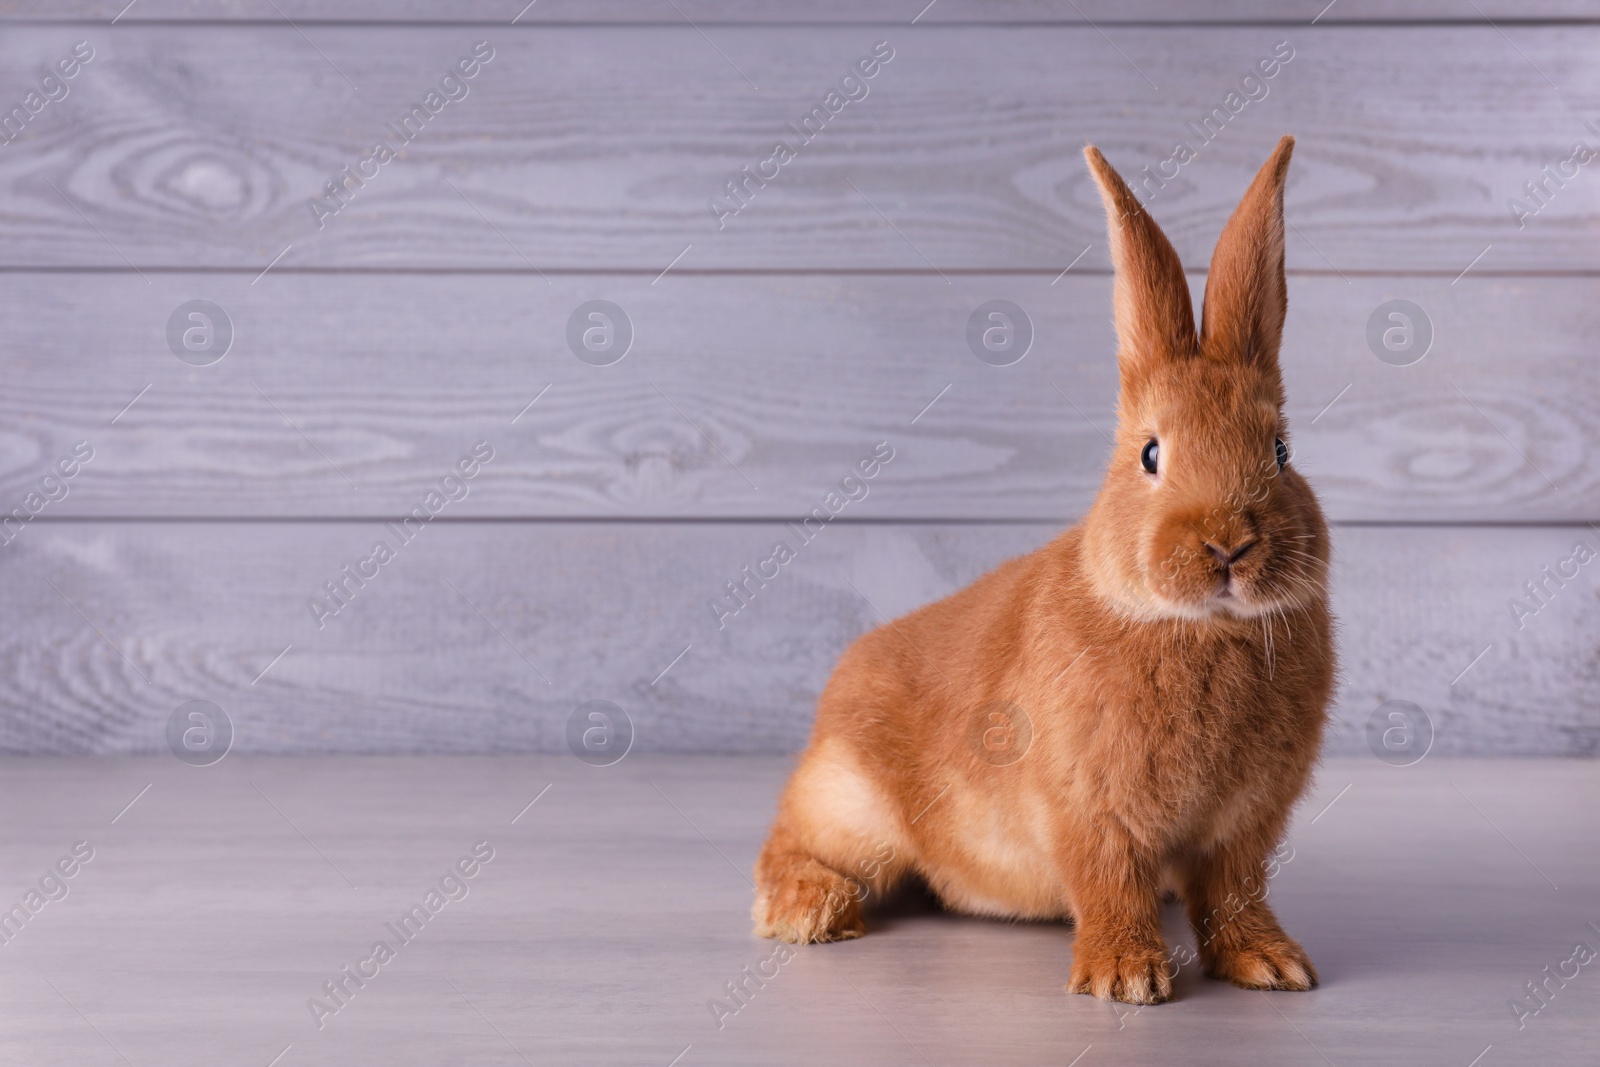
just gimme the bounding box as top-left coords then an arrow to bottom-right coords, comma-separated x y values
1202,590 -> 1271,622
1214,562 -> 1270,610
1123,527 -> 1326,622
1213,589 -> 1265,618
1206,569 -> 1320,620
1208,583 -> 1260,618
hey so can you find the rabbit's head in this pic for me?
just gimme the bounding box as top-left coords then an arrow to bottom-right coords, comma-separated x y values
1079,136 -> 1329,623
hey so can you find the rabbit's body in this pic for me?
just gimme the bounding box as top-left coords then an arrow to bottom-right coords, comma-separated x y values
755,137 -> 1333,1005
761,525 -> 1329,918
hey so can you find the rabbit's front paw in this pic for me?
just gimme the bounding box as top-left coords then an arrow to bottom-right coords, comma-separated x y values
1066,938 -> 1172,1004
1205,936 -> 1317,991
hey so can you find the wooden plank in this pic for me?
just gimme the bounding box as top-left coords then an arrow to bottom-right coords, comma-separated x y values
1,520 -> 1591,755
11,2 -> 1594,23
0,26 -> 1594,270
0,273 -> 1592,522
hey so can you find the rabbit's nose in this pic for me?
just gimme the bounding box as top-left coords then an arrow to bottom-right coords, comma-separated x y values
1205,539 -> 1257,567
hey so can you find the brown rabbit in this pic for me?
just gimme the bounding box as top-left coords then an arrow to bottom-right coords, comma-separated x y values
752,136 -> 1333,1005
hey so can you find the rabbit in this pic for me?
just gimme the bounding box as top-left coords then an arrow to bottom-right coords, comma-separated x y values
751,136 -> 1333,1005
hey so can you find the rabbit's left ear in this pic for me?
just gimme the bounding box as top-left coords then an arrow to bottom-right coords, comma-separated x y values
1201,135 -> 1294,368
1083,145 -> 1197,380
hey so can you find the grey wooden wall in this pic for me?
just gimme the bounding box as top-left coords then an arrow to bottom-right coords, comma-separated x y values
0,2 -> 1594,755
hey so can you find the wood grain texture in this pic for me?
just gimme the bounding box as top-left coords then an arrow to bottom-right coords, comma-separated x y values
0,520 -> 1592,755
0,273 -> 1590,522
13,1 -> 1596,23
0,12 -> 1587,762
0,26 -> 1594,270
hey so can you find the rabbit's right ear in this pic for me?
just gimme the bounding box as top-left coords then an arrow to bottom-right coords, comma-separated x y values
1199,135 -> 1294,371
1084,146 -> 1197,383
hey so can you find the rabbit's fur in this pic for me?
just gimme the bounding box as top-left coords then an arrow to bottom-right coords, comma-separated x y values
752,137 -> 1333,1005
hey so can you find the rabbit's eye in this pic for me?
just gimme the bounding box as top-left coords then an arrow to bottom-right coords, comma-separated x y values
1141,439 -> 1159,475
1275,437 -> 1289,470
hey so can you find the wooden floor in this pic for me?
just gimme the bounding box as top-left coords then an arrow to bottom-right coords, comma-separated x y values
0,756 -> 1592,1066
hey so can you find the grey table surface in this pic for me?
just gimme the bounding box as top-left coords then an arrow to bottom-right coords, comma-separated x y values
0,754 -> 1593,1066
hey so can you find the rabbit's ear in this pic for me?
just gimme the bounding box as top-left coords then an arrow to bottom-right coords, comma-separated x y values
1084,146 -> 1197,378
1200,135 -> 1294,368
